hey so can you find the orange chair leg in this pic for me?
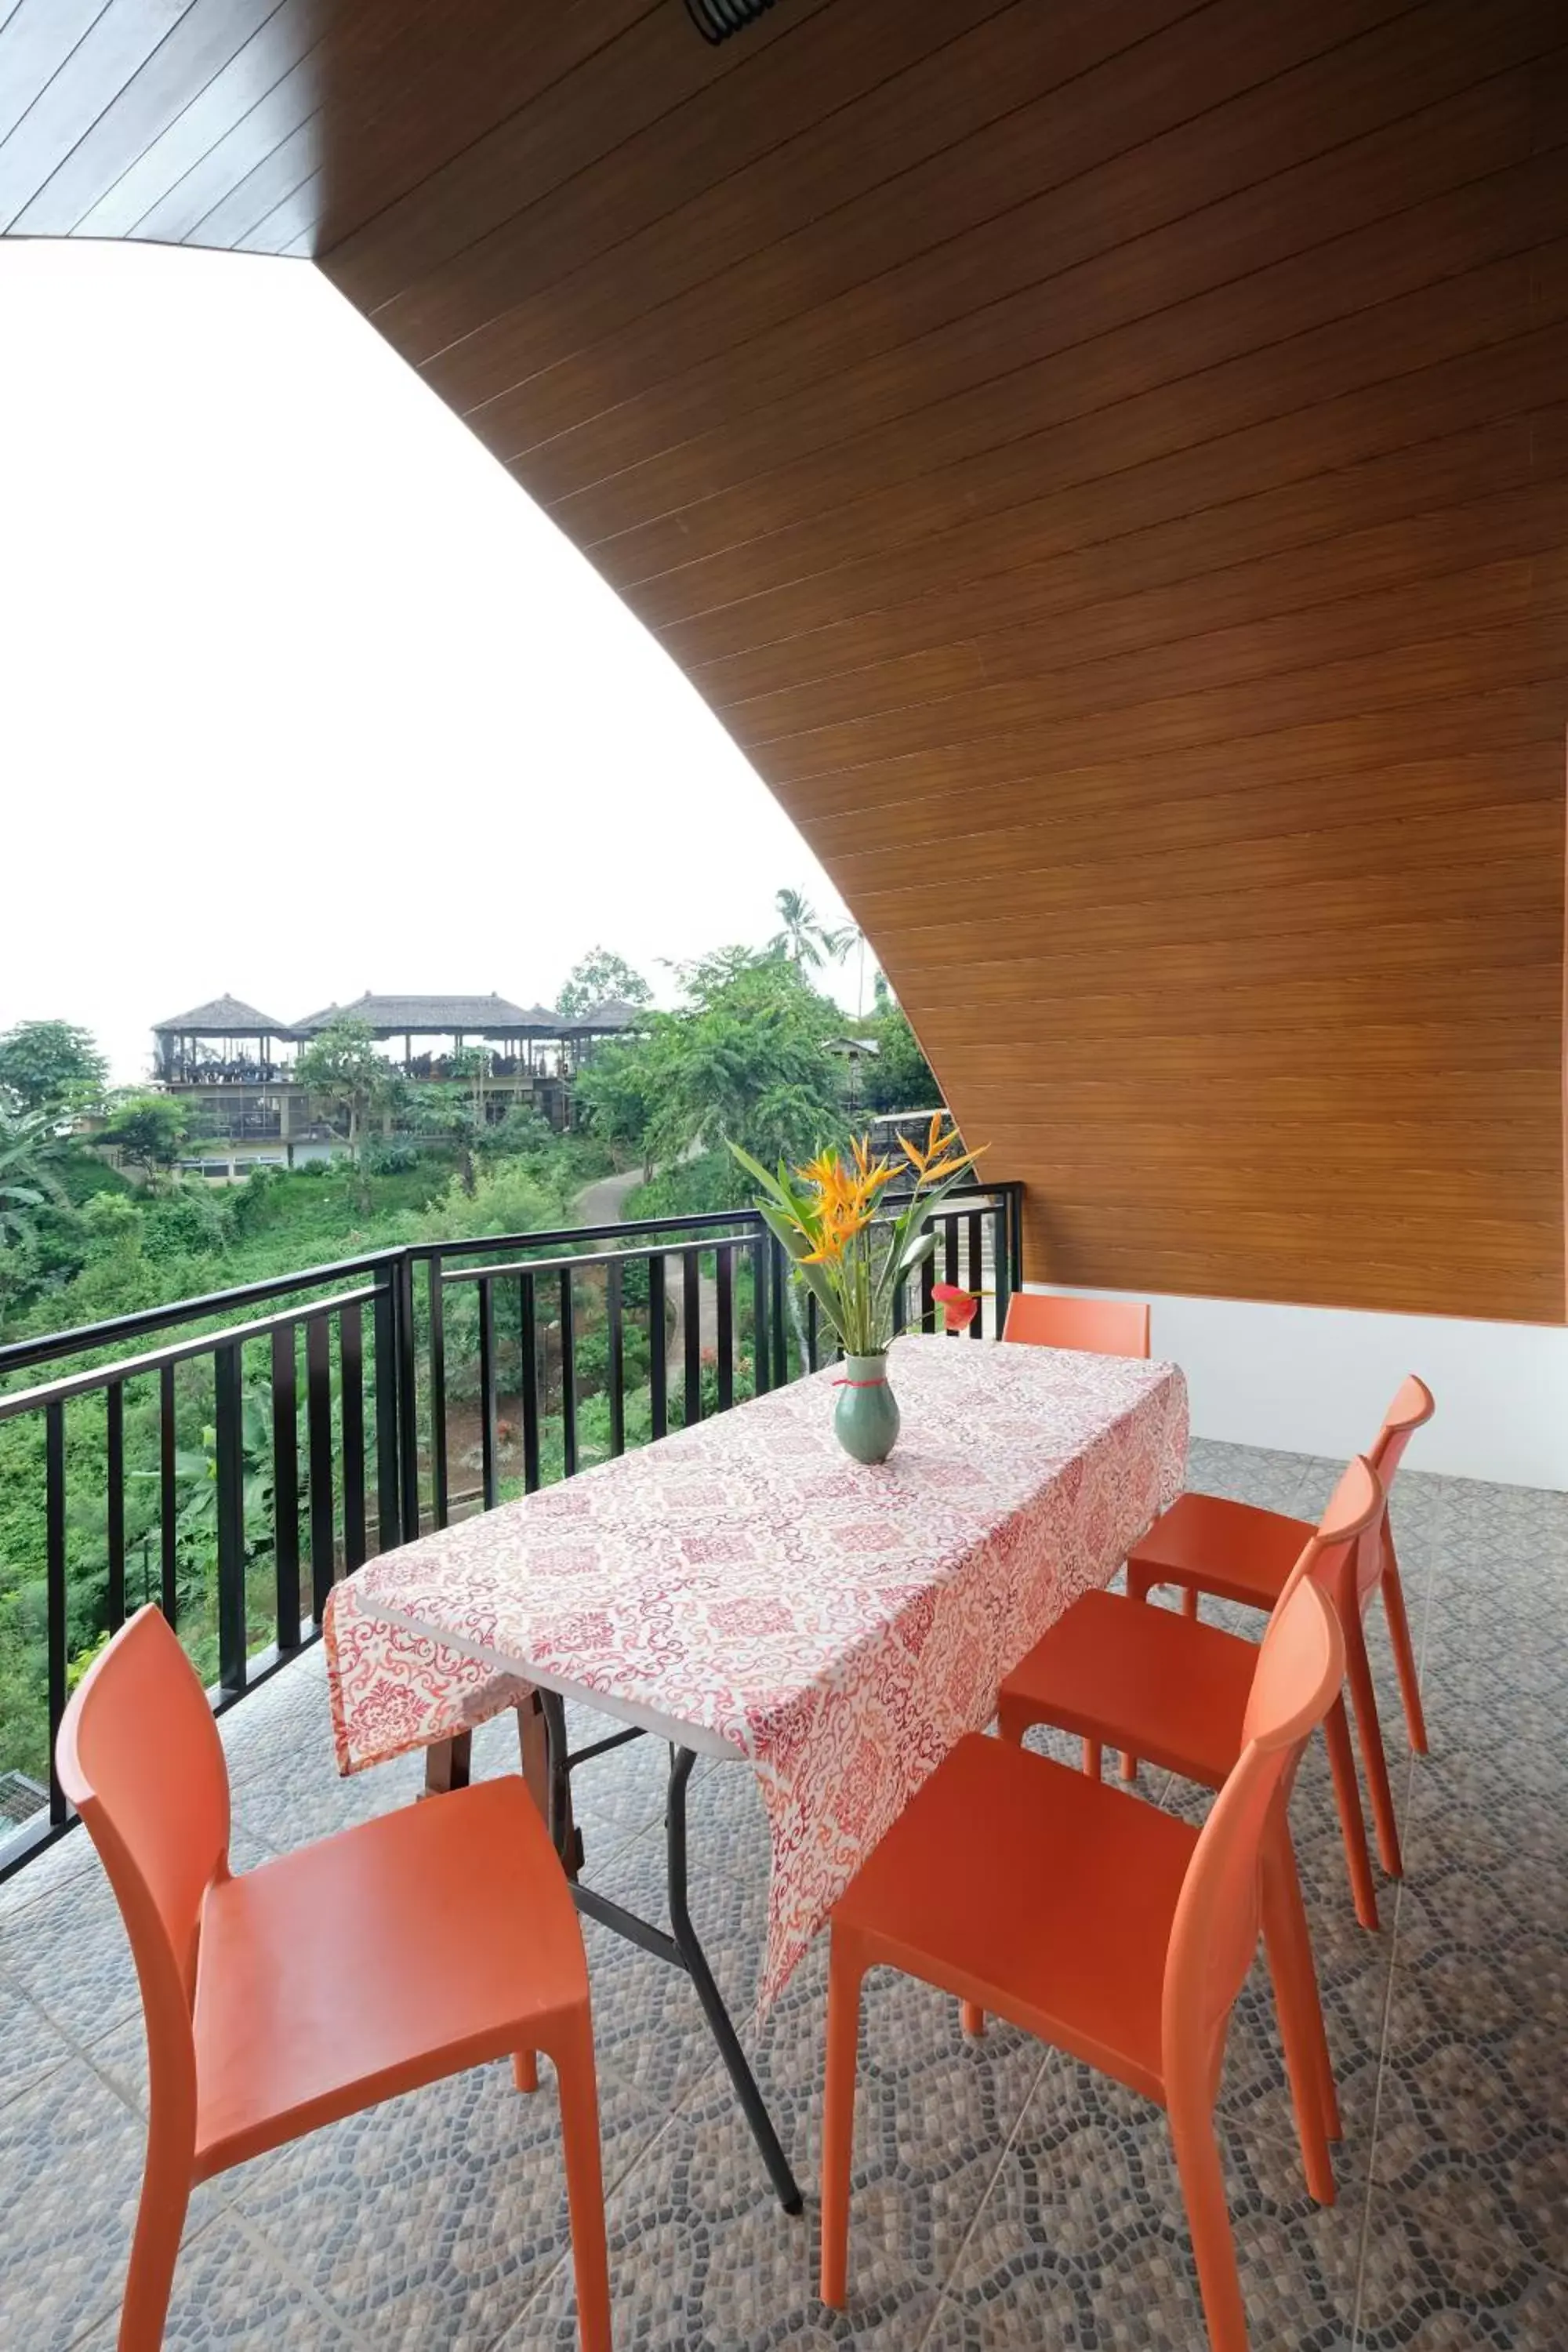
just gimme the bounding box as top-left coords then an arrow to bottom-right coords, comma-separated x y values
960,2001 -> 986,2038
1083,1737 -> 1102,1779
514,2049 -> 539,2093
1323,1695 -> 1379,1931
1345,1615 -> 1403,1878
554,2011 -> 613,2352
820,1936 -> 865,2310
1181,1586 -> 1200,1621
118,2119 -> 190,2352
1120,1566 -> 1155,1779
1379,1540 -> 1428,1755
1167,2098 -> 1250,2352
1261,1827 -> 1341,2184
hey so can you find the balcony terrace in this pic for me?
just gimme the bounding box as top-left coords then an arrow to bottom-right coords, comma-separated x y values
2,1432 -> 1560,2350
2,1 -> 1565,2346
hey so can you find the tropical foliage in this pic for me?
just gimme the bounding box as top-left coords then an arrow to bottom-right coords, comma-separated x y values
556,946 -> 652,1018
769,887 -> 851,971
0,1020 -> 107,1116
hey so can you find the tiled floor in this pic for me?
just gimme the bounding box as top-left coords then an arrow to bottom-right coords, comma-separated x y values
1,1439 -> 1563,2349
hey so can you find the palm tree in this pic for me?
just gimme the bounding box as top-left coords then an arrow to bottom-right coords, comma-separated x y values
0,1106 -> 67,1248
771,887 -> 853,971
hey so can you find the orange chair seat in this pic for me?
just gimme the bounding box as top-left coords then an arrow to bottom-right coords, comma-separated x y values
835,1731 -> 1197,2103
195,1775 -> 586,2175
1000,1590 -> 1254,1788
1130,1494 -> 1314,1610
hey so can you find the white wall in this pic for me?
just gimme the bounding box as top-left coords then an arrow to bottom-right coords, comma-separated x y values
1022,1285 -> 1568,1489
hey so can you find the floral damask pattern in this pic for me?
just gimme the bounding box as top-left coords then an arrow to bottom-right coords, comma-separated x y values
325,1333 -> 1187,2008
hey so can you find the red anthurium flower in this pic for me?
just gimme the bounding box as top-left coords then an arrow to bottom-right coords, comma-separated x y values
931,1283 -> 982,1332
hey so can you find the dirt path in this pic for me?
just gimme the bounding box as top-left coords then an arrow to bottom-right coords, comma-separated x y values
570,1163 -> 719,1395
571,1164 -> 647,1227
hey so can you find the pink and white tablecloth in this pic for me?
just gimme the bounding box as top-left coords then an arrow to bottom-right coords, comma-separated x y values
325,1332 -> 1187,2009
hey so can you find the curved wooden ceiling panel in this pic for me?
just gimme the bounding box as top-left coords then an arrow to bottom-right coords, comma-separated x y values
3,0 -> 1564,1318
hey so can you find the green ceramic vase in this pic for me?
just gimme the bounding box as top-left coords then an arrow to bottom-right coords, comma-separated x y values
834,1352 -> 900,1465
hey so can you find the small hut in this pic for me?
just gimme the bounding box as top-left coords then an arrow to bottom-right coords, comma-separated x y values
151,993 -> 295,1084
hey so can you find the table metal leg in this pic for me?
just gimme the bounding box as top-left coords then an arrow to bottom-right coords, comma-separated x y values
664,1747 -> 804,2215
536,1693 -> 802,2215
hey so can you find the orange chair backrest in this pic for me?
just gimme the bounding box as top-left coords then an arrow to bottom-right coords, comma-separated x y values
1160,1456 -> 1380,2105
1002,1293 -> 1151,1359
1354,1373 -> 1434,1607
55,1608 -> 230,2114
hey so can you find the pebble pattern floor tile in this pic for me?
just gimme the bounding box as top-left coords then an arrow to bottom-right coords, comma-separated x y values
0,1440 -> 1562,2347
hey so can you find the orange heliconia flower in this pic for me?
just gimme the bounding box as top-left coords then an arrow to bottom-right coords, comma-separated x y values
899,1113 -> 985,1187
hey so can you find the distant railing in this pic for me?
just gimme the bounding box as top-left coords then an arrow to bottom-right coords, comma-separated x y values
0,1182 -> 1022,1879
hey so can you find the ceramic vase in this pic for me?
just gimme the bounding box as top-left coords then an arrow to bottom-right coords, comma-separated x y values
833,1352 -> 900,1465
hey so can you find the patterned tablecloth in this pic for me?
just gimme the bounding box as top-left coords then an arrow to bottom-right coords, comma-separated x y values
324,1332 -> 1188,2009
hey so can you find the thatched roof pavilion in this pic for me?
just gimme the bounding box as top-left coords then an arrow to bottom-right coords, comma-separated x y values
290,993 -> 557,1040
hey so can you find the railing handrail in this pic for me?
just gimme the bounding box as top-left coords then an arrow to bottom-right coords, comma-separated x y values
0,1182 -> 1014,1377
0,1285 -> 383,1422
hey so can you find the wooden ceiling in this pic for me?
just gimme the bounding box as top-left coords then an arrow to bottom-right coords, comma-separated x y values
5,0 -> 1565,1320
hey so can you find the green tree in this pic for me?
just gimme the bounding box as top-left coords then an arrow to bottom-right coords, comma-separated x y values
98,1092 -> 192,1189
573,1039 -> 660,1172
408,1083 -> 480,1196
608,951 -> 847,1172
292,1018 -> 400,1187
0,1021 -> 107,1116
769,887 -> 851,973
861,1004 -> 942,1116
556,948 -> 653,1018
0,1106 -> 68,1247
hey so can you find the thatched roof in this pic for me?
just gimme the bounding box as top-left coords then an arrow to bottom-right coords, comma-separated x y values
291,992 -> 558,1037
153,993 -> 292,1036
564,997 -> 646,1033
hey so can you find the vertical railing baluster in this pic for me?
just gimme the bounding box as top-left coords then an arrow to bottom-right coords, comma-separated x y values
750,1234 -> 770,1394
478,1276 -> 498,1511
396,1251 -> 420,1538
307,1313 -> 334,1621
559,1266 -> 577,1477
771,1238 -> 788,1387
993,1195 -> 1014,1339
427,1253 -> 448,1529
717,1245 -> 735,1406
158,1360 -> 177,1624
967,1210 -> 984,1339
45,1400 -> 67,1825
105,1381 -> 125,1633
920,1235 -> 937,1332
519,1271 -> 540,1493
683,1249 -> 702,1425
606,1258 -> 626,1457
944,1215 -> 960,1312
372,1265 -> 401,1554
649,1254 -> 668,1438
213,1341 -> 246,1696
271,1323 -> 299,1651
340,1301 -> 365,1570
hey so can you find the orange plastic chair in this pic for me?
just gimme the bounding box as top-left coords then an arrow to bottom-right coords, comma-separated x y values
56,1608 -> 612,2352
971,1454 -> 1382,2093
1003,1290 -> 1151,1356
1121,1377 -> 1435,1882
821,1465 -> 1374,2352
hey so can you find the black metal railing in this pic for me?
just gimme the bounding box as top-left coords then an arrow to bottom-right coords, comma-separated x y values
0,1182 -> 1022,1879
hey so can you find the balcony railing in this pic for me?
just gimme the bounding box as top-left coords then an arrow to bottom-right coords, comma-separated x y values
0,1182 -> 1022,1880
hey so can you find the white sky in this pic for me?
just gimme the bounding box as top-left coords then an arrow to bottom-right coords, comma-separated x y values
0,241 -> 858,1083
